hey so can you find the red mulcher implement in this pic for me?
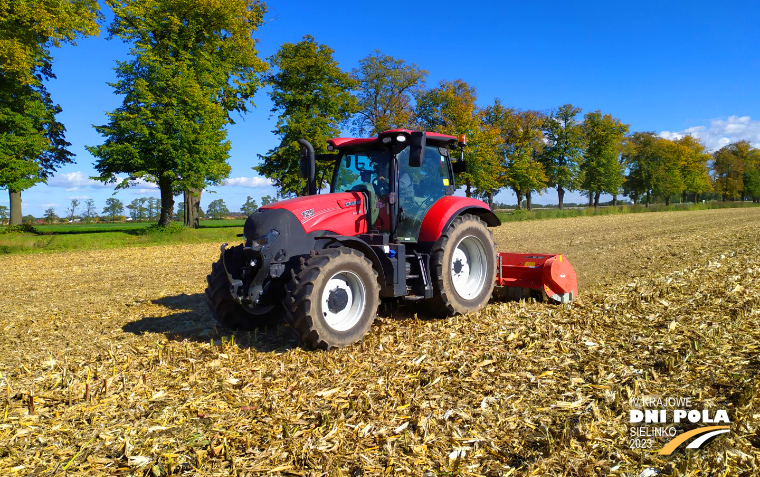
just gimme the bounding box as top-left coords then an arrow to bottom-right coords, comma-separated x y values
206,130 -> 578,349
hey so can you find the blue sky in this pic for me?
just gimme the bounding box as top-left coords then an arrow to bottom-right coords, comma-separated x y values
6,0 -> 760,216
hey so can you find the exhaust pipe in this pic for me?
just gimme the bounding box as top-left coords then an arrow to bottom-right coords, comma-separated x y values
297,139 -> 317,196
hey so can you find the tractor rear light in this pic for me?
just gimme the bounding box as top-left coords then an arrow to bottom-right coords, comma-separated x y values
382,136 -> 392,144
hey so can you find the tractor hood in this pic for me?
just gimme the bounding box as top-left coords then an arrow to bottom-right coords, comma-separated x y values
257,192 -> 368,236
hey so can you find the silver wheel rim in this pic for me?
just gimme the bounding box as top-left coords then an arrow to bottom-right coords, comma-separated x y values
451,235 -> 488,299
321,271 -> 366,332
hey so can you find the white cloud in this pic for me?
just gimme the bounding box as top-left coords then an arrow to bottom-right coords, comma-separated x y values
48,171 -> 110,189
660,115 -> 760,152
132,178 -> 158,189
224,176 -> 274,188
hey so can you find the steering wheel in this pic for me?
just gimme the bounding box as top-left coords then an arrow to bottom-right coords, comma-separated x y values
406,195 -> 437,231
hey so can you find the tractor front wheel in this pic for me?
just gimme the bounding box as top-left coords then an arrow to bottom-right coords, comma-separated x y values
284,248 -> 380,349
205,244 -> 283,330
430,214 -> 496,315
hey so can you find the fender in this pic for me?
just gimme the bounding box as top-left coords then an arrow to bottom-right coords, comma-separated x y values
418,196 -> 501,243
315,235 -> 384,281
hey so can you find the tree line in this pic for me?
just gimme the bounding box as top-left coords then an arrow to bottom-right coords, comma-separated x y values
7,195 -> 277,225
256,37 -> 760,209
2,1 -> 759,228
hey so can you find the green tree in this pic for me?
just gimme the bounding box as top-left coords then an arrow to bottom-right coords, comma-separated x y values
83,198 -> 97,223
581,111 -> 629,208
67,198 -> 80,221
261,195 -> 273,206
44,207 -> 57,224
0,205 -> 7,224
712,141 -> 752,201
146,196 -> 159,221
127,198 -> 147,221
102,197 -> 124,222
675,136 -> 712,203
0,0 -> 100,225
0,0 -> 101,84
540,104 -> 584,209
206,198 -> 229,219
255,36 -> 357,197
176,201 -> 185,222
22,214 -> 36,224
484,101 -> 546,210
415,80 -> 502,200
622,132 -> 659,205
241,196 -> 258,215
351,50 -> 427,135
652,139 -> 684,206
89,0 -> 267,225
745,166 -> 760,202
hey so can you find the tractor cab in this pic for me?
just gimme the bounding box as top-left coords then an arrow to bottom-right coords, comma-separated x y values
307,130 -> 468,243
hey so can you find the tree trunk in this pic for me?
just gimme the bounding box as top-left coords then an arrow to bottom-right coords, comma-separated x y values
645,190 -> 651,207
465,180 -> 472,198
682,191 -> 687,204
612,194 -> 617,207
526,191 -> 532,211
514,190 -> 524,210
587,192 -> 593,208
9,189 -> 22,225
557,187 -> 565,210
665,196 -> 671,206
593,191 -> 600,208
184,188 -> 201,228
158,179 -> 174,226
487,190 -> 494,209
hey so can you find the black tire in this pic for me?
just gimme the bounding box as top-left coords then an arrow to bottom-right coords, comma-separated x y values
429,214 -> 496,315
284,248 -> 380,349
205,244 -> 283,330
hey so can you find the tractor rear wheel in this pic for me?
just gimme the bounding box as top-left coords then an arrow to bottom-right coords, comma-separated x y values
284,248 -> 380,349
429,214 -> 496,315
205,244 -> 283,330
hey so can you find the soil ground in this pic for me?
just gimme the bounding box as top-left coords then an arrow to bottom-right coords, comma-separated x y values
0,207 -> 758,476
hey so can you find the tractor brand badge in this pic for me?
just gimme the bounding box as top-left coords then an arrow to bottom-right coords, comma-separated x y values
344,200 -> 359,207
627,396 -> 730,455
301,208 -> 314,220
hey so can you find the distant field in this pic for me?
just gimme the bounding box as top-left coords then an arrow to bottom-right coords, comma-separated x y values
494,200 -> 760,222
0,220 -> 247,254
32,218 -> 246,233
2,202 -> 759,254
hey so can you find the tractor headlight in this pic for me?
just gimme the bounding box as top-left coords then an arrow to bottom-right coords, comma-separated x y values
248,229 -> 280,250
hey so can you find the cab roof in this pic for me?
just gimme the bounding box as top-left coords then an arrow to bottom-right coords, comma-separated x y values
328,129 -> 458,149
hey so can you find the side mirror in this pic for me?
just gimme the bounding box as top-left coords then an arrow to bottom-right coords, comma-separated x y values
297,139 -> 316,195
409,131 -> 426,167
452,159 -> 467,174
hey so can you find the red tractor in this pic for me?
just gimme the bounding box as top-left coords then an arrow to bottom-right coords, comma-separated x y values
206,130 -> 577,349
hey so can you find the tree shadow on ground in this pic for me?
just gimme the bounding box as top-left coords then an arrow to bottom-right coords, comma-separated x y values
122,293 -> 303,352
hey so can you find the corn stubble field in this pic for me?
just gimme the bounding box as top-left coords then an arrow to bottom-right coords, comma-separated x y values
0,208 -> 758,476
